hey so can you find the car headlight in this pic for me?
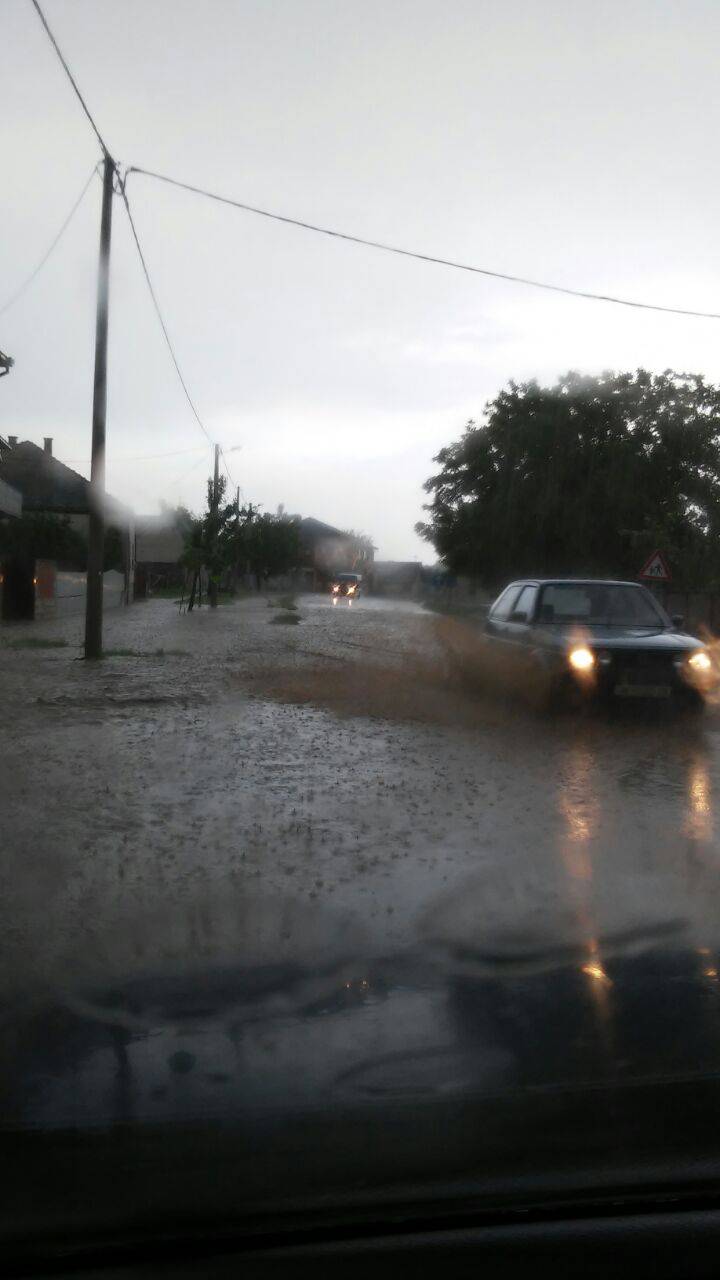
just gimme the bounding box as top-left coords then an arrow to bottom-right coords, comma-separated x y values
689,650 -> 712,673
568,645 -> 595,672
332,584 -> 339,593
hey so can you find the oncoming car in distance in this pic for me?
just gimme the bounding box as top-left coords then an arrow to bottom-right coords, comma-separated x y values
331,572 -> 362,605
484,578 -> 716,710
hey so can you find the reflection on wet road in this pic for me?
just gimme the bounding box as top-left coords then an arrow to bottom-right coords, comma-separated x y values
3,594 -> 720,1006
6,597 -> 720,1246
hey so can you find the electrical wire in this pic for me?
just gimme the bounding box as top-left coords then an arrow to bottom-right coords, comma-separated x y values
220,449 -> 235,490
63,444 -> 207,466
119,180 -> 214,446
166,449 -> 213,491
0,167 -> 98,318
126,165 -> 720,322
29,0 -> 111,157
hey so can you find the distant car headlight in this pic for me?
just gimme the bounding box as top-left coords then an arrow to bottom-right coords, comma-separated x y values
568,645 -> 595,672
689,650 -> 712,673
347,585 -> 356,594
332,584 -> 339,593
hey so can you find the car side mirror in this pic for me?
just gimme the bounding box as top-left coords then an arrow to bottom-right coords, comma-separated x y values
671,613 -> 684,629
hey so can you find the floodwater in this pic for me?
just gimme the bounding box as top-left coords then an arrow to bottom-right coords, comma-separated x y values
2,591 -> 720,1004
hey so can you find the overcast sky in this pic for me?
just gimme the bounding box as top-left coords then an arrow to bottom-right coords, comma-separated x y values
3,0 -> 720,559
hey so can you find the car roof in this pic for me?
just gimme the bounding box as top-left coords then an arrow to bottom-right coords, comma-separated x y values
504,578 -> 646,588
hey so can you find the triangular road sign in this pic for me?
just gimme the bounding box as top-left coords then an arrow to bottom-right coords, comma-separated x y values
639,549 -> 671,581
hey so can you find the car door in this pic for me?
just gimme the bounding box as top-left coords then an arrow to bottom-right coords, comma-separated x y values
484,584 -> 524,645
502,584 -> 539,676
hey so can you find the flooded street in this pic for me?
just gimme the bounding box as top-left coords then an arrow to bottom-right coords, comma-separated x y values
2,592 -> 720,1001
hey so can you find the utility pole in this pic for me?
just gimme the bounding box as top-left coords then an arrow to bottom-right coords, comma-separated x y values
84,152 -> 115,658
234,484 -> 241,594
209,442 -> 220,608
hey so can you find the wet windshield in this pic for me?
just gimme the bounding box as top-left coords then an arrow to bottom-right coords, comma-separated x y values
540,583 -> 666,627
4,0 -> 720,1267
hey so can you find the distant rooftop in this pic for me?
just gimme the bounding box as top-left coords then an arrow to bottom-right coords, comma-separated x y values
298,516 -> 347,543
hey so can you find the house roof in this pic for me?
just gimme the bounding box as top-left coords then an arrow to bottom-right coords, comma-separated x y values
298,516 -> 347,544
0,441 -> 131,524
135,515 -> 185,564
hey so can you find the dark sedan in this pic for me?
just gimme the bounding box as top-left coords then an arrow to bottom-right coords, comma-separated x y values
484,578 -> 716,708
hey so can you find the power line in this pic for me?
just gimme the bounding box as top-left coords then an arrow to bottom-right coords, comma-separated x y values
0,167 -> 98,318
29,0 -> 111,157
127,165 -> 720,322
119,179 -> 214,446
220,448 -> 235,490
64,444 -> 207,466
166,449 -> 213,491
113,444 -> 207,462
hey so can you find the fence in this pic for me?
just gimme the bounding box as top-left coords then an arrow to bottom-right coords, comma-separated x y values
34,562 -> 126,621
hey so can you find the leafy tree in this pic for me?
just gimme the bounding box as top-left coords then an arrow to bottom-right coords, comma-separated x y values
179,481 -> 301,602
179,475 -> 233,608
417,370 -> 720,589
342,529 -> 376,570
225,506 -> 300,587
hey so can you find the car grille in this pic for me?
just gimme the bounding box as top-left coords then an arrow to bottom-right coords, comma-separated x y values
614,651 -> 677,685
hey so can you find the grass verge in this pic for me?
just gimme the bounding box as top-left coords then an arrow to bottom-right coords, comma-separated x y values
5,637 -> 69,650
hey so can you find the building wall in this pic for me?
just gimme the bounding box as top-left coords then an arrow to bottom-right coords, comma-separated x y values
0,477 -> 22,517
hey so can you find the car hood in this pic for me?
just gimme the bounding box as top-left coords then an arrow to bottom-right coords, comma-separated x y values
537,625 -> 702,651
5,927 -> 720,1259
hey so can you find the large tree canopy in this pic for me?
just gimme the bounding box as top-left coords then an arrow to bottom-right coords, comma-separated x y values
417,370 -> 720,589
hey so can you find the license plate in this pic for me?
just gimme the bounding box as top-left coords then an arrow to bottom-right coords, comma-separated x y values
614,683 -> 671,699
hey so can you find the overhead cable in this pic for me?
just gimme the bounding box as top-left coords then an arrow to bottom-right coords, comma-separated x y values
220,449 -> 235,490
29,0 -> 111,157
0,167 -> 98,318
126,165 -> 720,321
119,181 -> 214,446
63,444 -> 207,466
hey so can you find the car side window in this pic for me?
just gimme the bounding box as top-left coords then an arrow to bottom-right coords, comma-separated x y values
509,584 -> 537,621
489,585 -> 522,621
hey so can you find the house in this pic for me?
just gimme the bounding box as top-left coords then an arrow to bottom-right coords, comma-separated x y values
298,517 -> 374,586
134,513 -> 186,596
0,475 -> 21,519
0,437 -> 134,620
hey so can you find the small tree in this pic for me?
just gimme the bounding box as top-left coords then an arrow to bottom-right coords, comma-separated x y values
343,529 -> 376,570
234,508 -> 300,588
180,474 -> 235,609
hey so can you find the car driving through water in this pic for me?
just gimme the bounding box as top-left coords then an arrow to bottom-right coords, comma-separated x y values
484,578 -> 716,709
331,572 -> 362,604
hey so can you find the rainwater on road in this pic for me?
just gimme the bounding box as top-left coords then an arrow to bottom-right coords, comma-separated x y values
2,592 -> 718,1000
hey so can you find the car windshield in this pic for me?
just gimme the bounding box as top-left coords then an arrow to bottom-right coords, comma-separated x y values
5,2 -> 720,1268
539,583 -> 665,627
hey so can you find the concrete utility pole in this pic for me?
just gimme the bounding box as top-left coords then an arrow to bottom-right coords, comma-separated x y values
84,153 -> 115,659
209,442 -> 220,608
